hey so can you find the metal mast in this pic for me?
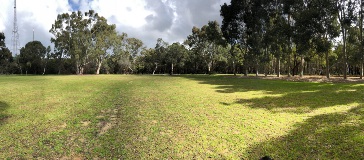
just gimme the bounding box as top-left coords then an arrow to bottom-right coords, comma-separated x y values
12,0 -> 19,55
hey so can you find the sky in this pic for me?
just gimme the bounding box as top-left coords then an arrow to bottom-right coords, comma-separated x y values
0,0 -> 230,54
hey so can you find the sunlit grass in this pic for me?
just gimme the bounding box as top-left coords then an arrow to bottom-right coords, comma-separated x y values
0,75 -> 363,159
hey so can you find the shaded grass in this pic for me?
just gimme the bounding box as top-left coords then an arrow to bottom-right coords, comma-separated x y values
0,75 -> 363,159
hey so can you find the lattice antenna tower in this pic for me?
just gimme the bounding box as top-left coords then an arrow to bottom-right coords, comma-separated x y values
12,0 -> 19,55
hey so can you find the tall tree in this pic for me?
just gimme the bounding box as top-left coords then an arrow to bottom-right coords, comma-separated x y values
220,0 -> 247,75
91,16 -> 117,75
153,38 -> 168,75
0,32 -> 14,74
166,42 -> 188,75
337,0 -> 357,79
50,10 -> 112,74
126,37 -> 144,73
357,0 -> 364,79
19,41 -> 46,74
311,0 -> 340,78
186,21 -> 225,74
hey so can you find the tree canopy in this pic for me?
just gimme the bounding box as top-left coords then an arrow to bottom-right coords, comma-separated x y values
1,1 -> 364,78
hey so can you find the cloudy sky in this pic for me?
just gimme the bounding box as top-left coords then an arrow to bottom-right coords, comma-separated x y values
0,0 -> 230,54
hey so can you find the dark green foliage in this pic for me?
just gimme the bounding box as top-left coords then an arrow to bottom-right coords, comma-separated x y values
18,41 -> 46,74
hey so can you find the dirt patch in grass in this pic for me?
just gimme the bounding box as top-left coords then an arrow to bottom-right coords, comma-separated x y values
96,108 -> 119,136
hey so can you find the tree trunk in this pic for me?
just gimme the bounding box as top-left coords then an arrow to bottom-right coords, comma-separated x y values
343,29 -> 348,79
207,61 -> 212,75
96,60 -> 102,75
276,57 -> 280,77
288,13 -> 292,77
245,67 -> 248,76
79,67 -> 84,75
171,63 -> 174,75
300,56 -> 304,77
265,63 -> 268,77
325,51 -> 330,79
153,63 -> 158,75
76,62 -> 80,75
360,5 -> 363,79
233,61 -> 236,76
360,63 -> 364,79
288,53 -> 291,77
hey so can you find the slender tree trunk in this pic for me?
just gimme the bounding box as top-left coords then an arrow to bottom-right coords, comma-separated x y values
79,66 -> 84,75
300,56 -> 304,77
288,53 -> 292,77
325,51 -> 330,79
361,63 -> 363,79
265,63 -> 268,77
171,63 -> 174,75
128,67 -> 134,74
360,6 -> 363,79
76,61 -> 80,75
244,66 -> 248,76
96,60 -> 102,75
343,29 -> 347,79
207,61 -> 212,75
276,57 -> 280,77
288,13 -> 292,77
233,61 -> 236,76
153,63 -> 158,75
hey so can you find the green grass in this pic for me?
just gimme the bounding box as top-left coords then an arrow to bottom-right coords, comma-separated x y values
0,75 -> 363,159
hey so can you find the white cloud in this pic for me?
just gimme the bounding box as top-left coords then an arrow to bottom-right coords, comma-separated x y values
0,0 -> 230,54
89,0 -> 153,28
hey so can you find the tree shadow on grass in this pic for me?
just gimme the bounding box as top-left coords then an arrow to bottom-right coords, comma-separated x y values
182,75 -> 364,159
0,101 -> 10,125
246,105 -> 364,159
182,75 -> 364,114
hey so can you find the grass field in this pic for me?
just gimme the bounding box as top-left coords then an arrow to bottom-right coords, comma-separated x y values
0,75 -> 363,159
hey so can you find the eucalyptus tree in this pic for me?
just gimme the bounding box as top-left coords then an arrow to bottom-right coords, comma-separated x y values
126,37 -> 144,73
138,48 -> 157,74
264,0 -> 288,77
166,42 -> 187,75
154,38 -> 168,74
50,10 -> 113,74
185,26 -> 204,74
311,0 -> 339,78
110,33 -> 129,74
41,46 -> 52,74
91,16 -> 117,75
357,0 -> 364,78
220,0 -> 247,75
204,21 -> 225,74
337,0 -> 357,79
282,0 -> 295,76
186,21 -> 225,74
292,0 -> 318,77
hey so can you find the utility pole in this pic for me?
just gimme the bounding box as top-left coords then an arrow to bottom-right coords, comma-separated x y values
12,0 -> 19,55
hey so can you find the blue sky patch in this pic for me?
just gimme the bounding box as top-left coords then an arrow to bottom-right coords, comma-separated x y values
68,0 -> 80,11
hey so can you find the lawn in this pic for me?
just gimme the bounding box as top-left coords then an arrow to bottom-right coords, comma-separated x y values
0,75 -> 363,159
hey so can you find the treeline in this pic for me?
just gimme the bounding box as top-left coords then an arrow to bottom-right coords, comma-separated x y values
1,0 -> 364,78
